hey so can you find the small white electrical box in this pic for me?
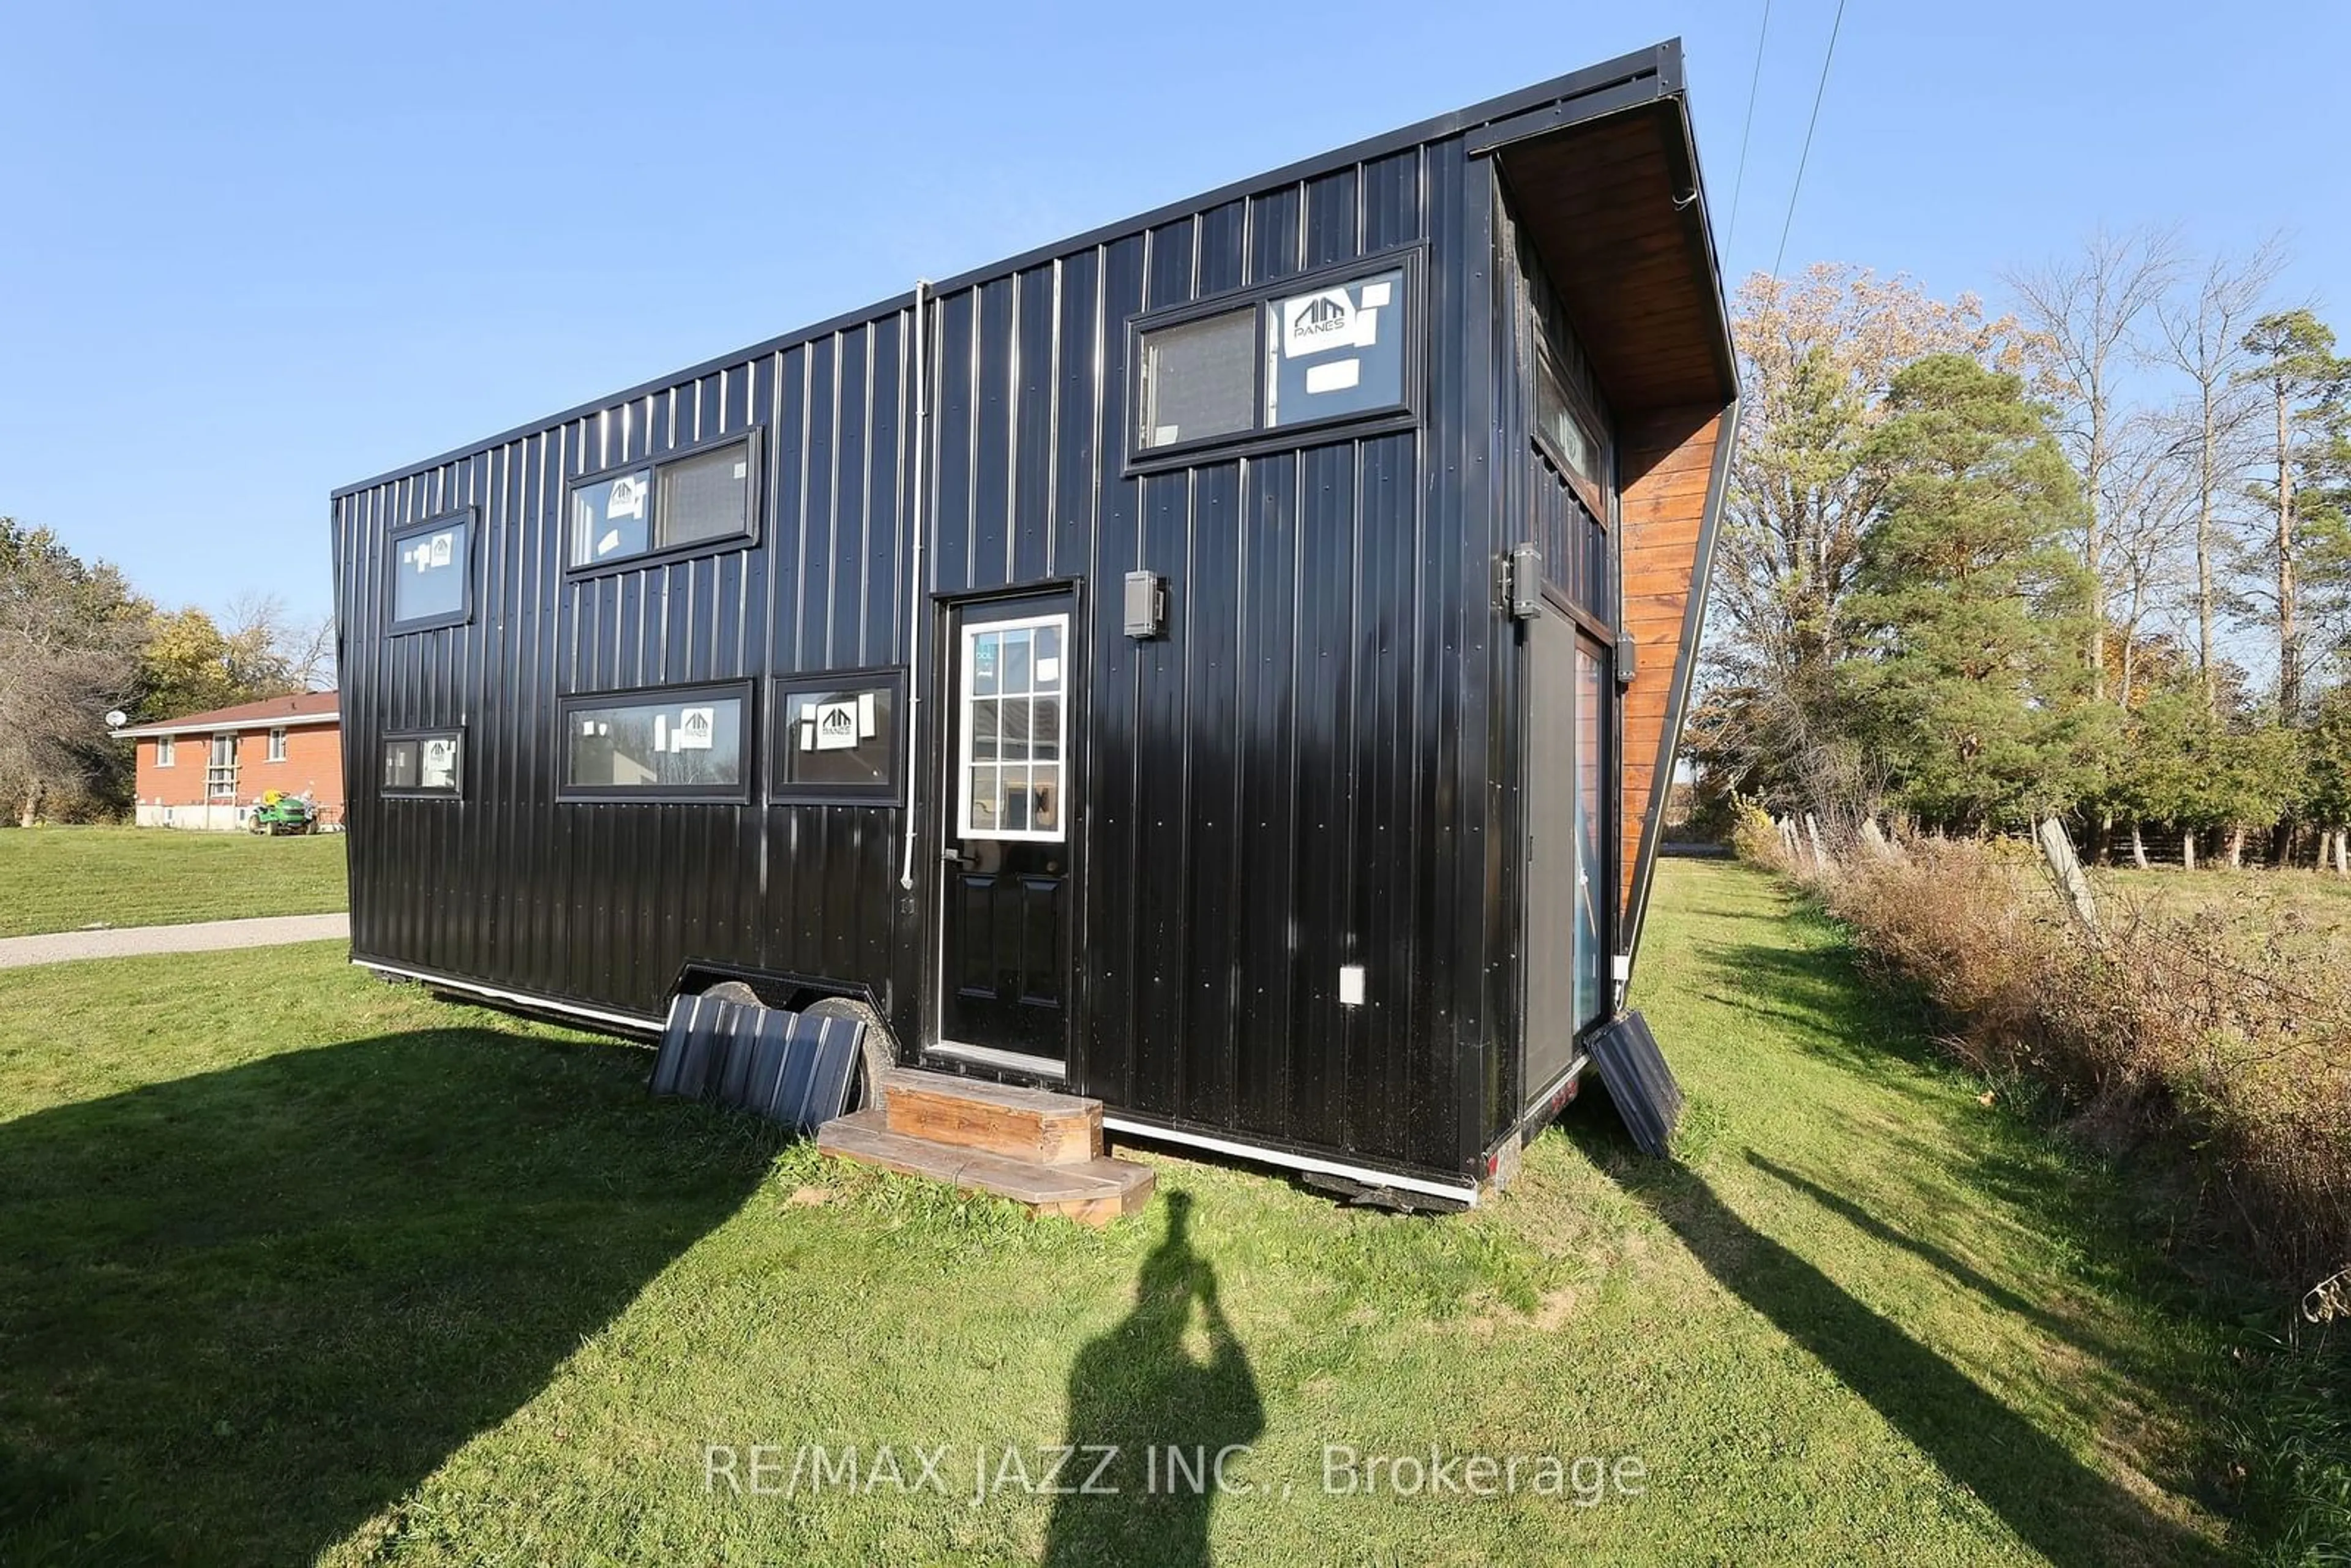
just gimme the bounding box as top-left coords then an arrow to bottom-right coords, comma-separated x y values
1338,964 -> 1367,1007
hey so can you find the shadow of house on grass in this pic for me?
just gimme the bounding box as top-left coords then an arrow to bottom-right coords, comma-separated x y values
0,1027 -> 765,1566
1043,1193 -> 1264,1568
1564,1113 -> 2218,1567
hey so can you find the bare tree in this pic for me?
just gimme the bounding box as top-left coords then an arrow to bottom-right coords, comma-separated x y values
2005,226 -> 2180,700
2101,411 -> 2196,707
219,591 -> 335,694
2154,239 -> 2283,711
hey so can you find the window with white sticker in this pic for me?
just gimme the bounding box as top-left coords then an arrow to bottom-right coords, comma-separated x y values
959,616 -> 1067,841
389,511 -> 474,631
772,670 -> 903,802
568,434 -> 760,569
1264,266 -> 1406,429
558,684 -> 749,800
383,731 -> 463,797
1129,260 -> 1414,463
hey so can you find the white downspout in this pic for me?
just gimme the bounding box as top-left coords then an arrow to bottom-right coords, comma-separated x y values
898,279 -> 931,891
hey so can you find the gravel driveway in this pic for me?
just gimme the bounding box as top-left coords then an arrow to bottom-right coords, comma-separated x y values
0,913 -> 350,970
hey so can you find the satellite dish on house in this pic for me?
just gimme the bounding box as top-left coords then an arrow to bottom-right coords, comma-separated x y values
104,710 -> 129,729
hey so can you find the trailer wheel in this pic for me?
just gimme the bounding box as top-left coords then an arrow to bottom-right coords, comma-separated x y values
804,996 -> 897,1109
698,980 -> 764,1008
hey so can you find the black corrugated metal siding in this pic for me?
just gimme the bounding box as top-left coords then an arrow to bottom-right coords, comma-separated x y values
329,56 -> 1697,1180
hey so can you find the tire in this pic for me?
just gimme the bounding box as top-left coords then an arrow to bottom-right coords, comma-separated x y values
699,980 -> 763,1008
803,996 -> 898,1109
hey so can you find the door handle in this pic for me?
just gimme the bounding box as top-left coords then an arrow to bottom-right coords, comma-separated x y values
942,847 -> 975,869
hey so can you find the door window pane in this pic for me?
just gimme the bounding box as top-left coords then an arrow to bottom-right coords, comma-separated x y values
960,615 -> 1069,841
1574,645 -> 1608,1027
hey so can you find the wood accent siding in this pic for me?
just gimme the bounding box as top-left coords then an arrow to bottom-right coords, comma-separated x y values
1616,403 -> 1723,920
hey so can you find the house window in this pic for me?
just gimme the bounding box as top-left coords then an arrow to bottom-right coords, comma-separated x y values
958,615 -> 1067,841
383,732 -> 462,796
568,433 -> 760,571
772,670 -> 903,803
267,727 -> 288,763
206,733 -> 238,800
1131,258 -> 1415,462
155,735 -> 175,768
559,683 -> 751,800
389,510 -> 475,632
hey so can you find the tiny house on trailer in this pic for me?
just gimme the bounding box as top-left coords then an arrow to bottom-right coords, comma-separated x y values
330,40 -> 1738,1208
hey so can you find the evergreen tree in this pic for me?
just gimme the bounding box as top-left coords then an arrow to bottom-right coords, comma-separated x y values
1840,354 -> 2105,830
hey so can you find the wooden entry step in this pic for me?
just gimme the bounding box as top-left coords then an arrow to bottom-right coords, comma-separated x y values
816,1108 -> 1155,1226
878,1067 -> 1103,1165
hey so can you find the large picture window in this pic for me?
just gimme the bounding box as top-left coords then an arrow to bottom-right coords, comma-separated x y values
568,433 -> 760,571
958,615 -> 1067,841
388,510 -> 474,632
383,731 -> 463,797
771,669 -> 903,803
559,683 -> 751,800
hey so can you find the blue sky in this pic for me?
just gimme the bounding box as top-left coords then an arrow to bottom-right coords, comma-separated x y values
4,1 -> 2345,624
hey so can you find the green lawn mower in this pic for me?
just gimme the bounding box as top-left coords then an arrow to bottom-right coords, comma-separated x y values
247,792 -> 317,836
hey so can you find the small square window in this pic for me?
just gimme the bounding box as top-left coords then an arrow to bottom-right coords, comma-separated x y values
389,511 -> 474,632
1138,309 -> 1256,451
569,435 -> 759,569
383,732 -> 462,797
771,671 -> 903,803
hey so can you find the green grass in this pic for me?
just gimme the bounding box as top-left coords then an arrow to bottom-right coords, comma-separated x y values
0,827 -> 347,937
0,864 -> 2259,1564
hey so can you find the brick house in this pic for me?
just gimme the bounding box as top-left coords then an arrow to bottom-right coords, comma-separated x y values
114,691 -> 343,831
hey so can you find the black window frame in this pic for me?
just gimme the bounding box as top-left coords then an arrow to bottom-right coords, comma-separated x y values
1124,246 -> 1425,475
385,508 -> 478,634
381,727 -> 465,799
768,666 -> 908,806
555,678 -> 756,804
1531,329 -> 1613,524
563,427 -> 765,579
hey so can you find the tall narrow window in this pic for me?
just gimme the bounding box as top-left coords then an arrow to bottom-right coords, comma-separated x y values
155,735 -> 176,767
267,727 -> 288,763
1573,642 -> 1609,1028
958,616 -> 1067,841
206,733 -> 238,800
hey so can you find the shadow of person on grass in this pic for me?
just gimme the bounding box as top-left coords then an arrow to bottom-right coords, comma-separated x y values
0,1027 -> 766,1566
1565,1111 -> 2218,1567
1043,1192 -> 1263,1568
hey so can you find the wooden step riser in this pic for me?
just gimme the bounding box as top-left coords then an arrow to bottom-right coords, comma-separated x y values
816,1109 -> 1153,1227
880,1075 -> 1102,1165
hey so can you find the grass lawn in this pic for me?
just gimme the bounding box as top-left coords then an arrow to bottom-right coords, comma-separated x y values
0,827 -> 347,937
0,862 -> 2253,1564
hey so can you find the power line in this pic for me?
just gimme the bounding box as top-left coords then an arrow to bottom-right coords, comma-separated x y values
1771,0 -> 1848,281
1725,0 -> 1774,250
